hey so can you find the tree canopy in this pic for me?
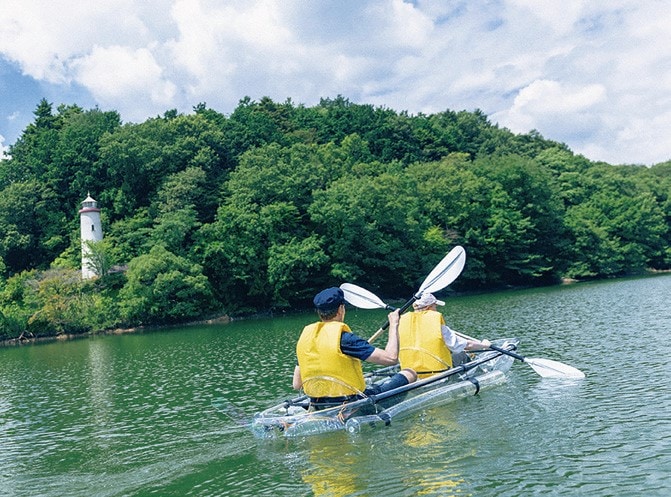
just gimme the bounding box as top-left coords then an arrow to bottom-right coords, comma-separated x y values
1,96 -> 669,340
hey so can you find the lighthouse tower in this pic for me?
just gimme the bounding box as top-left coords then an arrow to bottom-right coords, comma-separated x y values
79,194 -> 103,279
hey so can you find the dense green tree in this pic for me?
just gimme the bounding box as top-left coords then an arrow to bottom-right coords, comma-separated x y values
96,112 -> 229,221
564,189 -> 667,278
267,234 -> 330,306
408,154 -> 510,286
294,97 -> 424,163
308,166 -> 425,293
1,99 -> 61,186
469,154 -> 569,284
194,140 -> 340,310
223,96 -> 298,154
0,181 -> 67,274
104,208 -> 153,262
83,239 -> 118,278
0,270 -> 37,338
47,107 -> 122,204
118,245 -> 215,325
195,202 -> 268,311
0,269 -> 118,338
149,167 -> 207,256
222,140 -> 355,209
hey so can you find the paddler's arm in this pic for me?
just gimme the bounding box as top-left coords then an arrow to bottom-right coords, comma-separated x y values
444,325 -> 491,351
292,365 -> 302,390
464,338 -> 492,351
365,309 -> 401,366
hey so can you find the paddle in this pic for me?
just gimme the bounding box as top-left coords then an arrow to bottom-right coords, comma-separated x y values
340,282 -> 396,311
341,245 -> 466,343
453,330 -> 585,379
342,282 -> 586,379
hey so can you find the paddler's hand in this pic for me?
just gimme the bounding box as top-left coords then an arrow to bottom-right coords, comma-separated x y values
387,309 -> 400,329
480,339 -> 492,349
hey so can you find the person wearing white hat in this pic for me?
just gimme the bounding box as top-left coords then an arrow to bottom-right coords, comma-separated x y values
398,293 -> 491,378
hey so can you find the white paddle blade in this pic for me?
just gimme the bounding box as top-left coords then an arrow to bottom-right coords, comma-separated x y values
340,283 -> 386,309
420,245 -> 467,294
526,358 -> 585,379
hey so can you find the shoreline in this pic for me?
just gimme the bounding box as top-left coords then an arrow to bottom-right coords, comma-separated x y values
1,313 -> 232,348
3,269 -> 670,348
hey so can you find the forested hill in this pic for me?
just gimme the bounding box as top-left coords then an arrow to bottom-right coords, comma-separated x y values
1,96 -> 670,340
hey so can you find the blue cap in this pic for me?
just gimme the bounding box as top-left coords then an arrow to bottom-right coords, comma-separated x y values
313,287 -> 345,311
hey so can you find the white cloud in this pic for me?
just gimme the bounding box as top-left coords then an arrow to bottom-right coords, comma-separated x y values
364,0 -> 433,50
497,79 -> 607,132
508,0 -> 584,34
165,0 -> 297,102
0,0 -> 159,82
73,45 -> 176,110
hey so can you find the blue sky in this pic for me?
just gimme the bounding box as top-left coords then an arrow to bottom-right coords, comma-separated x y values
1,0 -> 670,165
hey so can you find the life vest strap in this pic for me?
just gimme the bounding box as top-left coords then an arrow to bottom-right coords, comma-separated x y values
414,368 -> 450,375
399,346 -> 452,370
302,374 -> 365,398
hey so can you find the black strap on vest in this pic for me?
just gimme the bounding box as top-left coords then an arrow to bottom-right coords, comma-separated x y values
415,368 -> 450,375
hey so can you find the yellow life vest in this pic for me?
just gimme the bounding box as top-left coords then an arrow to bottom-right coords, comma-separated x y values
296,321 -> 366,397
399,310 -> 453,378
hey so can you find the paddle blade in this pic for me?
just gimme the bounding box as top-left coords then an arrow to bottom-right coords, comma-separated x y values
340,283 -> 388,309
419,245 -> 467,294
526,358 -> 585,379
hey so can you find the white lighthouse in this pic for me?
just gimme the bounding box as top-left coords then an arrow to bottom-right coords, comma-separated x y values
79,194 -> 103,279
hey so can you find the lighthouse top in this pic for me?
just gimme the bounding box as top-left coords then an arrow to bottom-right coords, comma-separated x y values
79,194 -> 100,213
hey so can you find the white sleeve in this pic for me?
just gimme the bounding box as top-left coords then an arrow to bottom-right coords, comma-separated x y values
441,324 -> 469,353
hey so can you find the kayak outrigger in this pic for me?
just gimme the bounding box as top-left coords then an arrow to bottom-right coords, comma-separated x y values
251,338 -> 517,438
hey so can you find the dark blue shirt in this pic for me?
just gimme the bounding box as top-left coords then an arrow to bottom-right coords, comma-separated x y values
340,331 -> 375,361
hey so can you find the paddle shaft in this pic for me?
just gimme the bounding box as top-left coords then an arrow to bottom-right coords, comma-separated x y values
366,246 -> 466,344
457,329 -> 547,363
457,329 -> 538,363
367,295 -> 418,343
488,344 -> 526,362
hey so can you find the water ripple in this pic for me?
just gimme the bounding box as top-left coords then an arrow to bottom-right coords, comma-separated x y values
1,274 -> 670,496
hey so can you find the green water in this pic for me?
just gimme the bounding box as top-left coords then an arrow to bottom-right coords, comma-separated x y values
1,274 -> 670,496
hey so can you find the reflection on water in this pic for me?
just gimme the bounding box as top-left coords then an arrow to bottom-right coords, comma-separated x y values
299,433 -> 361,496
0,274 -> 670,496
283,412 -> 471,497
401,413 -> 469,496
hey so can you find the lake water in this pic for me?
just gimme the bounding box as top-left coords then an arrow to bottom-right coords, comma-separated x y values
1,274 -> 670,496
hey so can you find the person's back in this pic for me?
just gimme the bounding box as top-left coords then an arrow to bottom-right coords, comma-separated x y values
293,287 -> 417,409
398,293 -> 492,378
296,320 -> 365,398
399,308 -> 453,378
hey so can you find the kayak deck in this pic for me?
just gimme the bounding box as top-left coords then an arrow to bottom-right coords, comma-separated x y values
251,339 -> 518,438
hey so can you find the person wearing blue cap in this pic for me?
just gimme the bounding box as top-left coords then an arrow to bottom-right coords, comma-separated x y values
293,287 -> 417,409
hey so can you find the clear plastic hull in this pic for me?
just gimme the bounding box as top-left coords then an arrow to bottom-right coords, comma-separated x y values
251,340 -> 517,439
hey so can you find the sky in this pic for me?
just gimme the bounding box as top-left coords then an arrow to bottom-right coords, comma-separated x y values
1,0 -> 670,166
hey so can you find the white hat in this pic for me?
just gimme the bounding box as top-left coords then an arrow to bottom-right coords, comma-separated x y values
413,293 -> 445,310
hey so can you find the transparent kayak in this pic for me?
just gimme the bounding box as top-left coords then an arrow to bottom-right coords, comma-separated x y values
250,339 -> 518,438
